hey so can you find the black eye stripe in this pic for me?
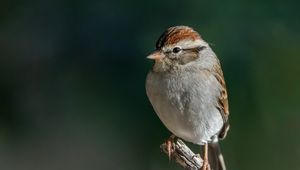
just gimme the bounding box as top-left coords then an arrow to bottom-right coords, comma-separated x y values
183,46 -> 206,52
163,46 -> 206,55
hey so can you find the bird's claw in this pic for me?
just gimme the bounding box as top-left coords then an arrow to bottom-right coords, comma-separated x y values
166,135 -> 175,160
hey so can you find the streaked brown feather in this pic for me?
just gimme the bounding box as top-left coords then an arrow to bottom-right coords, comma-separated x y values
212,60 -> 230,139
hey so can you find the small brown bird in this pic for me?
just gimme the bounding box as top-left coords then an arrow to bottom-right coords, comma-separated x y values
146,26 -> 229,170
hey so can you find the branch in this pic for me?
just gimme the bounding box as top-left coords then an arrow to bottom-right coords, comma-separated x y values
160,139 -> 203,170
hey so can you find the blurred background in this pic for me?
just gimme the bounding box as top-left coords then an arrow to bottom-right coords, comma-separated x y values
0,0 -> 299,169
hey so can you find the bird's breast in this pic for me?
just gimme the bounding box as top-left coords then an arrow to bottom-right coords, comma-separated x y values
146,69 -> 224,145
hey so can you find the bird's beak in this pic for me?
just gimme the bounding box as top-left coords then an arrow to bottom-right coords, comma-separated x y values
147,50 -> 164,60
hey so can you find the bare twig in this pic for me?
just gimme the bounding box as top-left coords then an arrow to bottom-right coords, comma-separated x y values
160,139 -> 203,170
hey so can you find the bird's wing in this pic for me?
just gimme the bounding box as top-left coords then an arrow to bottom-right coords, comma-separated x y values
212,61 -> 230,139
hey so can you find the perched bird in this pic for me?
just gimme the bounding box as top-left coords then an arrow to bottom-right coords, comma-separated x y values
146,26 -> 229,170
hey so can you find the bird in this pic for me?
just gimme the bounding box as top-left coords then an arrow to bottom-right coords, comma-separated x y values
145,26 -> 229,170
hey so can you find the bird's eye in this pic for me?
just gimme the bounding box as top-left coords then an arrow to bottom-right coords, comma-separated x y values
172,47 -> 182,53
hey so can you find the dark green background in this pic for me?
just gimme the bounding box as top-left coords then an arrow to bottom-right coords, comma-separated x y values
0,0 -> 299,169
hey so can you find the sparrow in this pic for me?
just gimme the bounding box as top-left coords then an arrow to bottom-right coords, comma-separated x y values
145,26 -> 229,170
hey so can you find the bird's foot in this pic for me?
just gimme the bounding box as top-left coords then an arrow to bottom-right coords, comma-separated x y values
201,143 -> 211,170
201,159 -> 211,170
166,135 -> 175,160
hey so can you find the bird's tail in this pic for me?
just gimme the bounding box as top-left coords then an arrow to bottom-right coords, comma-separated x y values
208,142 -> 226,170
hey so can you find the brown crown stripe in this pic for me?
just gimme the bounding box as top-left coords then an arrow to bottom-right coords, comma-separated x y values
156,26 -> 201,49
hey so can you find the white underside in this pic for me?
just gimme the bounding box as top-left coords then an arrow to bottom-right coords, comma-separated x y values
146,67 -> 223,145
